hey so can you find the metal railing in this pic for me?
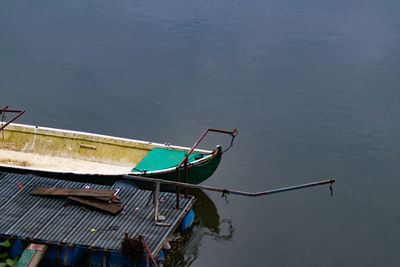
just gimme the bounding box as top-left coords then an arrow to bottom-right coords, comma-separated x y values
0,106 -> 25,132
142,237 -> 159,267
174,128 -> 238,207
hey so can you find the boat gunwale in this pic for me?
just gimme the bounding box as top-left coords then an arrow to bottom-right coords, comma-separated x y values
2,123 -> 214,153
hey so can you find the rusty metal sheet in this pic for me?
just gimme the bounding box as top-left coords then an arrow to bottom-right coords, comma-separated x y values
30,187 -> 116,198
68,196 -> 123,215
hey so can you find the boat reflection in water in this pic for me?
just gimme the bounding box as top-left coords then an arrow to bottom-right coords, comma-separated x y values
166,188 -> 234,266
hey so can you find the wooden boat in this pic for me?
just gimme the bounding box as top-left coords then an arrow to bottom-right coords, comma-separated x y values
0,123 -> 237,189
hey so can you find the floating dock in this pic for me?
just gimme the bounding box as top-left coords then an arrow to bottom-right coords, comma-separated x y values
0,171 -> 195,266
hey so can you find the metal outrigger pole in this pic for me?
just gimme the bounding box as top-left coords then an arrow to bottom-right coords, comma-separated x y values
125,175 -> 335,197
123,174 -> 335,224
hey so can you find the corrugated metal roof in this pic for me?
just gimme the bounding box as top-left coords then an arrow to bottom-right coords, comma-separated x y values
0,171 -> 195,256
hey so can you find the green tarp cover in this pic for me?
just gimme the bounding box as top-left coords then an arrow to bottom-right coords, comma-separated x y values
132,147 -> 207,172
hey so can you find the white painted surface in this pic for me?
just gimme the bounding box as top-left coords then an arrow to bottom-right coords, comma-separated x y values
0,149 -> 133,174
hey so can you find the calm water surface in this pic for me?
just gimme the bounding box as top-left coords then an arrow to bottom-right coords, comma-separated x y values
1,0 -> 400,266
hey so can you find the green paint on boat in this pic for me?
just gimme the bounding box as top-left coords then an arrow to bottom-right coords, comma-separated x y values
133,148 -> 207,173
17,249 -> 34,267
128,150 -> 222,191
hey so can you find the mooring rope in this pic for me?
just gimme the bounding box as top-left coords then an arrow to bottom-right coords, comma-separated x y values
222,130 -> 238,153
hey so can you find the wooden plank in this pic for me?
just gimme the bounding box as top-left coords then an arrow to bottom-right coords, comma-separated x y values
17,243 -> 47,267
94,195 -> 121,203
68,196 -> 123,215
30,187 -> 116,198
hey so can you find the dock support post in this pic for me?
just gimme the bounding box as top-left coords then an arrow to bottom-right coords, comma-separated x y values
175,169 -> 180,208
184,158 -> 188,198
154,181 -> 165,223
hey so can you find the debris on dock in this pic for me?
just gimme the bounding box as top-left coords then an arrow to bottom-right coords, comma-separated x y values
0,171 -> 195,266
67,195 -> 123,215
30,186 -> 123,215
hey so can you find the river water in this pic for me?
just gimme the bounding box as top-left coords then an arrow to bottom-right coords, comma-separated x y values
1,0 -> 400,266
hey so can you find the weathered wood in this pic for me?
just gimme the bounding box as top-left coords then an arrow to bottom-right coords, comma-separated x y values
17,243 -> 48,267
68,196 -> 123,215
94,195 -> 121,203
30,187 -> 116,198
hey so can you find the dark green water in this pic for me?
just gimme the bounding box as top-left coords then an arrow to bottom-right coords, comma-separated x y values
1,0 -> 400,266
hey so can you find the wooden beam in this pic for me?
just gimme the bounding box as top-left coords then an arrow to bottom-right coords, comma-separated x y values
30,187 -> 116,198
68,196 -> 123,215
94,195 -> 121,203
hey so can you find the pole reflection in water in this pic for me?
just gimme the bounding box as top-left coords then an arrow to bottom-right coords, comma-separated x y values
167,189 -> 234,266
